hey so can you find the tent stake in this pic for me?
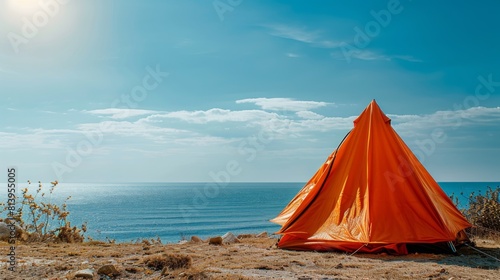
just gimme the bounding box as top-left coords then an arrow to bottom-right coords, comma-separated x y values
448,241 -> 457,253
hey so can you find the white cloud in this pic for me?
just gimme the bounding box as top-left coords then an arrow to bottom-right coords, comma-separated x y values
236,98 -> 329,112
77,120 -> 233,146
173,135 -> 235,146
266,24 -> 420,63
266,24 -> 342,48
0,125 -> 123,150
78,120 -> 186,141
455,106 -> 500,119
390,106 -> 500,133
296,111 -> 324,120
267,24 -> 318,44
4,102 -> 499,159
351,50 -> 390,61
0,131 -> 64,149
332,49 -> 421,62
262,105 -> 500,137
391,55 -> 423,63
286,52 -> 300,58
146,108 -> 279,124
86,108 -> 159,119
293,116 -> 356,132
31,128 -> 82,135
40,110 -> 60,114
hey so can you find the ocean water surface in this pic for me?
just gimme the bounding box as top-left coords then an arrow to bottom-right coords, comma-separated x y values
3,182 -> 498,243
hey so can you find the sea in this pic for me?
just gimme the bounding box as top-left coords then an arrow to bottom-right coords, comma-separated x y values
1,182 -> 498,243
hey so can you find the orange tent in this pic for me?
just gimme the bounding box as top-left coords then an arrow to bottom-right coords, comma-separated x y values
271,100 -> 471,254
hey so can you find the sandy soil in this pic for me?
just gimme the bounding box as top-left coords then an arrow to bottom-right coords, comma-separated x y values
1,236 -> 499,280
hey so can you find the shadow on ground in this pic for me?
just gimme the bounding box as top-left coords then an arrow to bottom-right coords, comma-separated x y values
437,245 -> 500,270
354,244 -> 499,270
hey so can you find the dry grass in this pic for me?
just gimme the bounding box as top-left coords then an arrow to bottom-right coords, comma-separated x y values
0,236 -> 498,279
142,253 -> 192,271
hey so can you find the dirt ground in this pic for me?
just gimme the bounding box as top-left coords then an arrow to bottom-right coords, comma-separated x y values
1,236 -> 499,280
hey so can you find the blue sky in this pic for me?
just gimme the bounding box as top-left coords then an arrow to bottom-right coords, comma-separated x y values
1,0 -> 500,182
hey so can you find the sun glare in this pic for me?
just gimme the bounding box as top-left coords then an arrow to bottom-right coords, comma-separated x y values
7,0 -> 41,15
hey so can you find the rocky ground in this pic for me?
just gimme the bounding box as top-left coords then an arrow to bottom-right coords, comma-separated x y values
1,235 -> 499,280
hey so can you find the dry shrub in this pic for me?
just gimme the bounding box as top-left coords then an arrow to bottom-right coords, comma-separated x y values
57,222 -> 85,243
462,187 -> 500,237
0,180 -> 86,243
85,240 -> 106,246
185,271 -> 211,280
142,253 -> 192,271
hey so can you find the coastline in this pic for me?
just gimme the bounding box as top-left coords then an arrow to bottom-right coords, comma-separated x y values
1,235 -> 499,279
